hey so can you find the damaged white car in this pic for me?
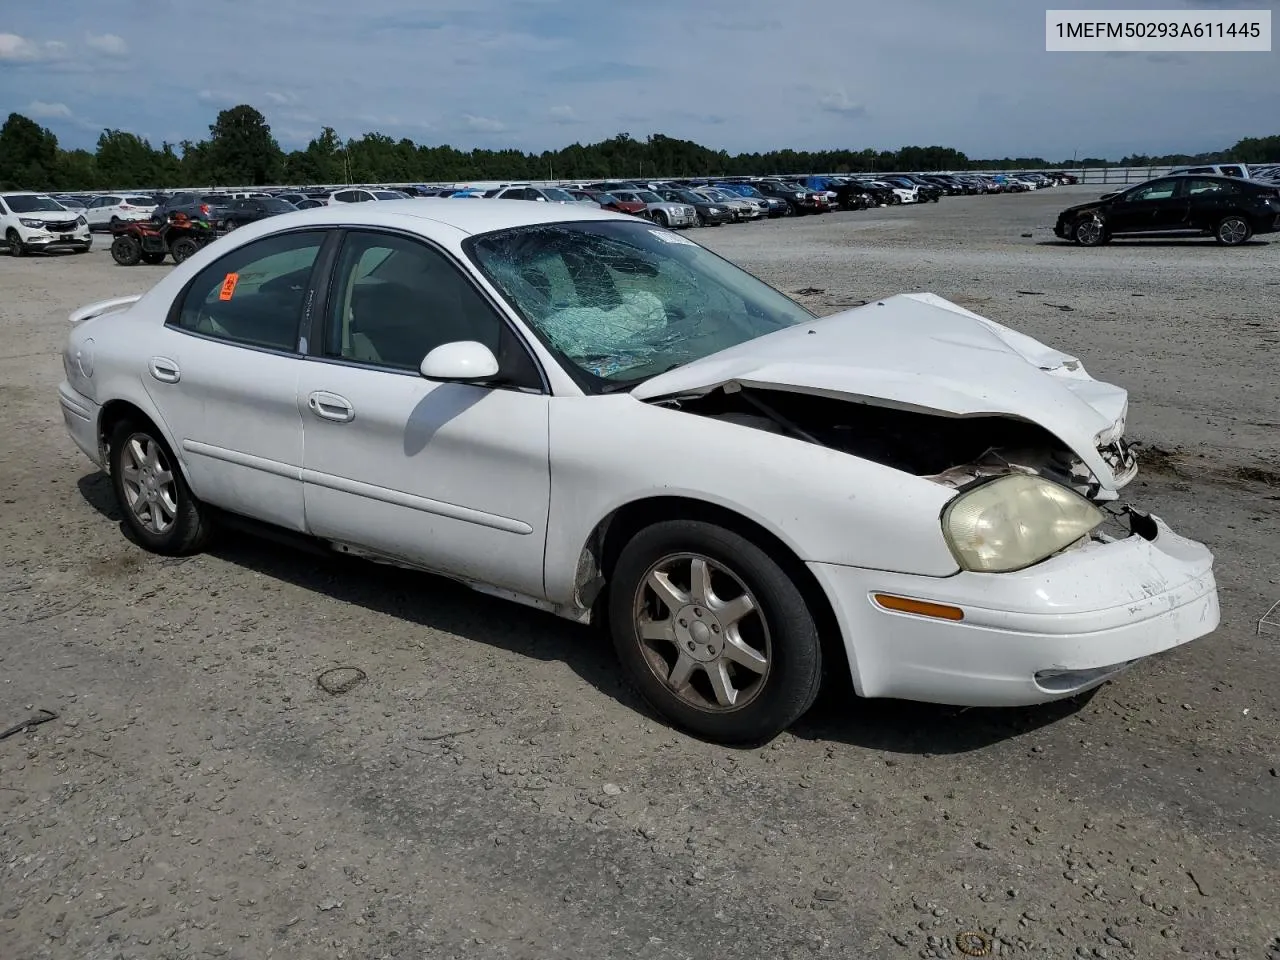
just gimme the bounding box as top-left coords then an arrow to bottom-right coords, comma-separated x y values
57,201 -> 1220,744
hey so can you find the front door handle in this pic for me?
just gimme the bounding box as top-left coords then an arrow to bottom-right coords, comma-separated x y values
148,357 -> 180,383
308,391 -> 354,423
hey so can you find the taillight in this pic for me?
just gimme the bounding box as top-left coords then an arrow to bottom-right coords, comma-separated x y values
200,204 -> 210,214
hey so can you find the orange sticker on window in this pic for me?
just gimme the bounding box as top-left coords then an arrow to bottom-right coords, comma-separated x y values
218,273 -> 239,300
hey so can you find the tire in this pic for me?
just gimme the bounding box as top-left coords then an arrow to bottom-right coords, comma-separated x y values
608,520 -> 823,745
110,235 -> 142,266
696,212 -> 707,227
141,251 -> 166,265
170,237 -> 199,263
1215,216 -> 1252,246
1073,216 -> 1108,246
654,211 -> 669,228
7,228 -> 26,257
108,418 -> 212,556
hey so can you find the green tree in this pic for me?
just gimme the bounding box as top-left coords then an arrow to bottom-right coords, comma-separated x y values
204,105 -> 284,185
0,112 -> 59,189
96,129 -> 162,186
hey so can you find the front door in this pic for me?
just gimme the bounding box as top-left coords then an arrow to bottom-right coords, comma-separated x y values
297,228 -> 551,598
145,229 -> 329,531
1107,178 -> 1182,233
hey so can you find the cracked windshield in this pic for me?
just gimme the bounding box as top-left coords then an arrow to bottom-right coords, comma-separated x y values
469,220 -> 814,382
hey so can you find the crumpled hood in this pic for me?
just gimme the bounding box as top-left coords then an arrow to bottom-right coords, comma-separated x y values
632,292 -> 1130,493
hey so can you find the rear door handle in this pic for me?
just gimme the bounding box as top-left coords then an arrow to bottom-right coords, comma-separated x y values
308,391 -> 354,422
148,357 -> 180,383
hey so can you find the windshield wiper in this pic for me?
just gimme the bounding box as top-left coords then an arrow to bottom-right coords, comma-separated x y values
599,361 -> 685,394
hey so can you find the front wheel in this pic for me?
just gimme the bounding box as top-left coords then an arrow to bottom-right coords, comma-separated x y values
608,520 -> 823,745
695,212 -> 707,227
1073,216 -> 1108,246
170,237 -> 199,263
7,229 -> 26,257
1215,216 -> 1252,245
108,419 -> 213,555
654,211 -> 669,228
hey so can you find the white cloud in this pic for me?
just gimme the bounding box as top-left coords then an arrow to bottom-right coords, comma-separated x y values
86,32 -> 129,56
462,113 -> 505,132
264,91 -> 297,105
818,89 -> 866,117
0,33 -> 67,62
26,100 -> 73,119
548,105 -> 581,124
197,89 -> 233,105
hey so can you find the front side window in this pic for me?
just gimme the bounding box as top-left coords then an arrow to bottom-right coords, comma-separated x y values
466,220 -> 814,386
1127,180 -> 1178,202
175,230 -> 325,351
325,231 -> 502,370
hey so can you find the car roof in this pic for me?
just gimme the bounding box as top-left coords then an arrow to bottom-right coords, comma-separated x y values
243,198 -> 633,236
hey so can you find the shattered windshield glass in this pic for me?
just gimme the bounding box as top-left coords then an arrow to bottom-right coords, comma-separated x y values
465,220 -> 814,386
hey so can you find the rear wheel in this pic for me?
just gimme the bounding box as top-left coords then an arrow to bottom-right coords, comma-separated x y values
1215,216 -> 1252,245
608,520 -> 823,745
110,235 -> 142,265
108,419 -> 212,555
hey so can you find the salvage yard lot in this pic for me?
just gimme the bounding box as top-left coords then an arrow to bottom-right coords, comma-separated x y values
2,187 -> 1278,959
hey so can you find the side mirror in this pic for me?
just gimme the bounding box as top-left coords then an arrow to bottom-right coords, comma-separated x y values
420,341 -> 500,382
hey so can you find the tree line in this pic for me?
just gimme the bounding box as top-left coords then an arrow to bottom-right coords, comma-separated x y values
1,104 -> 1277,191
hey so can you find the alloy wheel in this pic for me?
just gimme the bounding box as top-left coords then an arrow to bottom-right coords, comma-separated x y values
119,433 -> 178,535
631,553 -> 771,711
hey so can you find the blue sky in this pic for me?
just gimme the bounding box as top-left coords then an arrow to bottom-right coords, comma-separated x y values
1,0 -> 1276,160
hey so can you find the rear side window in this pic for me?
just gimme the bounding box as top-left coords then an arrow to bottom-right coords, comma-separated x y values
1187,179 -> 1238,196
174,231 -> 326,352
126,196 -> 154,205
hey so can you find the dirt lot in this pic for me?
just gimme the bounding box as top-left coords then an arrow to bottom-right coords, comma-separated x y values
2,189 -> 1278,960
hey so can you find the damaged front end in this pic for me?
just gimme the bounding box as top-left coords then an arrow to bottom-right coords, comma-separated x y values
655,383 -> 1137,503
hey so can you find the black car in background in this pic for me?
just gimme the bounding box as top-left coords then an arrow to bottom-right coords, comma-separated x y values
1055,174 -> 1280,246
220,196 -> 299,229
658,188 -> 734,226
754,179 -> 827,214
851,179 -> 899,206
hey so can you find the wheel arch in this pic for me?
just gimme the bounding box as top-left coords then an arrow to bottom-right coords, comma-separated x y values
573,494 -> 852,692
97,397 -> 188,482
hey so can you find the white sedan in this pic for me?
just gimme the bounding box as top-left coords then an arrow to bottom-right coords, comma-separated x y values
57,200 -> 1219,744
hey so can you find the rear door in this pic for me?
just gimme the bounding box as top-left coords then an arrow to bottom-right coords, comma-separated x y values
1184,178 -> 1239,229
144,229 -> 332,531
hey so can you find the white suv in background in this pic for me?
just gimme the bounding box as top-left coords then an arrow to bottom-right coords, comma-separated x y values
324,188 -> 411,204
83,193 -> 158,231
0,192 -> 91,256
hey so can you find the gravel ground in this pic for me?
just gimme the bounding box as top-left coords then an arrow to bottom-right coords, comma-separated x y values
2,189 -> 1278,960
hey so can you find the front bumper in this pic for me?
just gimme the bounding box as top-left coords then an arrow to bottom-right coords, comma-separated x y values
809,513 -> 1219,707
59,381 -> 103,467
20,224 -> 91,249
